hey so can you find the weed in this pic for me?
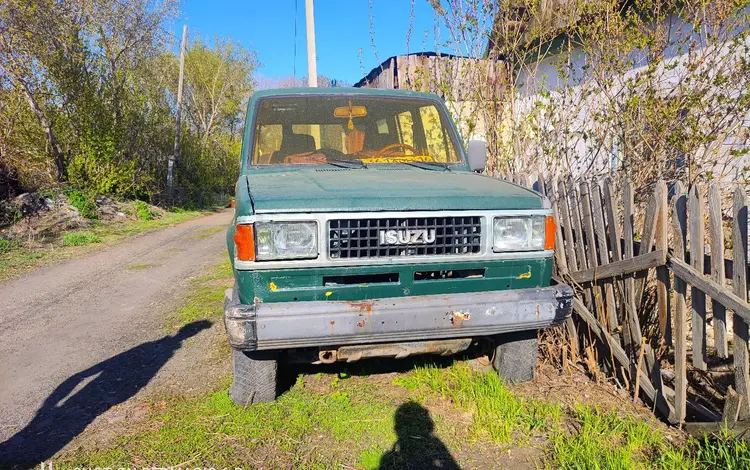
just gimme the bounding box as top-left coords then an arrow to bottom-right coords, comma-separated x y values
67,189 -> 97,219
0,238 -> 15,253
63,232 -> 101,246
133,200 -> 158,221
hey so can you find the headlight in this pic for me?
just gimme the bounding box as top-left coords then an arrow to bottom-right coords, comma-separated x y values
255,222 -> 318,260
493,216 -> 546,252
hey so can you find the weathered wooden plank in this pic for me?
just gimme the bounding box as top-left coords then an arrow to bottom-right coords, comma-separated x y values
654,180 -> 671,345
733,186 -> 750,420
558,180 -> 578,272
708,183 -> 728,358
549,180 -> 569,276
635,190 -> 659,303
668,256 -> 750,324
570,296 -> 675,421
670,181 -> 688,426
648,182 -> 673,422
622,180 -> 642,352
723,386 -> 741,426
565,317 -> 579,363
689,185 -> 707,370
603,178 -> 626,335
580,181 -> 606,324
684,420 -> 750,438
592,181 -> 619,337
569,178 -> 595,311
568,250 -> 666,285
569,178 -> 589,271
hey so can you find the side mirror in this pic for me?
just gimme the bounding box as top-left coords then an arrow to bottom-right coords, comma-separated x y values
467,140 -> 487,172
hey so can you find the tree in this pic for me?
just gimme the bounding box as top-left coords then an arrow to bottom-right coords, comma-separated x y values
182,37 -> 258,146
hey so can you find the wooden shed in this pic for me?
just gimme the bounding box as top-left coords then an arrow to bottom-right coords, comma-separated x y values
354,52 -> 506,102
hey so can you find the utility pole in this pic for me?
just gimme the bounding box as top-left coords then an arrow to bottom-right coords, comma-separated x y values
305,0 -> 317,87
168,25 -> 187,190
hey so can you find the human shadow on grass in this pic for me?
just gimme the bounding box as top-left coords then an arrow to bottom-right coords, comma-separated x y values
0,320 -> 211,469
378,401 -> 461,470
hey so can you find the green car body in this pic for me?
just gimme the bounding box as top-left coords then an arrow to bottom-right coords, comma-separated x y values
223,88 -> 572,403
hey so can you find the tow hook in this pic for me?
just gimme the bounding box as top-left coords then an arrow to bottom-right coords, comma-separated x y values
318,349 -> 338,364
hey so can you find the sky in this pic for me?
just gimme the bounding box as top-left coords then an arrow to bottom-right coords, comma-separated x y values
174,0 -> 450,85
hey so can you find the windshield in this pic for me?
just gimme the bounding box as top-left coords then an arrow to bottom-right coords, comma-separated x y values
251,96 -> 462,166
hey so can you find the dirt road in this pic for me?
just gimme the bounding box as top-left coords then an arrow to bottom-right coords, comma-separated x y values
0,210 -> 233,464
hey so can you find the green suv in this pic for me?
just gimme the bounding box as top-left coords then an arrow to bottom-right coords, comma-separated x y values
224,87 -> 572,404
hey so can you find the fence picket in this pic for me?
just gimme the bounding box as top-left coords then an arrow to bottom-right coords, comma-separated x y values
732,186 -> 750,419
708,183 -> 728,358
671,181 -> 688,425
592,181 -> 619,337
623,181 -> 642,352
655,180 -> 671,346
569,178 -> 595,311
580,182 -> 605,324
558,181 -> 579,272
690,185 -> 707,370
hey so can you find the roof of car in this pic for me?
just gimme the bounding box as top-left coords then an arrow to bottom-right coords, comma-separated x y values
250,87 -> 443,101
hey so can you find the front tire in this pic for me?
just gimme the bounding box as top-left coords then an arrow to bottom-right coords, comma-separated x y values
230,349 -> 278,405
492,330 -> 538,383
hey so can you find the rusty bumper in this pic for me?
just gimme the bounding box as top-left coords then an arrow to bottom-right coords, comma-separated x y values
224,284 -> 573,351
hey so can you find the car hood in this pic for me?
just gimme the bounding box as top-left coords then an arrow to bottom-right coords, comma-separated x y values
245,168 -> 543,213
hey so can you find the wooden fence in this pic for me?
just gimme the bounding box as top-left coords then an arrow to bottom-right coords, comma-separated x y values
507,173 -> 750,432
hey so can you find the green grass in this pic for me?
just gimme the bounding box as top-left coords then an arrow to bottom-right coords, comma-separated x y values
46,266 -> 750,469
126,263 -> 160,270
59,375 -> 397,468
0,209 -> 205,281
63,231 -> 101,246
394,362 -> 562,443
549,406 -> 669,470
0,238 -> 14,253
167,261 -> 233,330
66,189 -> 97,219
54,351 -> 750,469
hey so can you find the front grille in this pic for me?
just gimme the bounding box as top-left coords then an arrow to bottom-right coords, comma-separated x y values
328,216 -> 482,259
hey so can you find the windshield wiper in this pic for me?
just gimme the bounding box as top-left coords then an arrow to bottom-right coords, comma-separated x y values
327,159 -> 367,169
404,161 -> 450,171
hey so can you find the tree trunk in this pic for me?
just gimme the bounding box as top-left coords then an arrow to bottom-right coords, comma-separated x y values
17,78 -> 67,181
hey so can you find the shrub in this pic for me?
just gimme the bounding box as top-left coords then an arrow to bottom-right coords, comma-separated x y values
63,231 -> 101,246
133,200 -> 159,221
66,189 -> 98,219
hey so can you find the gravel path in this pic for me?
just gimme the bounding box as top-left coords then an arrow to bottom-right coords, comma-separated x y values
0,210 -> 232,465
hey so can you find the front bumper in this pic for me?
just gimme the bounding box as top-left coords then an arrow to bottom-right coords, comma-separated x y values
224,284 -> 573,351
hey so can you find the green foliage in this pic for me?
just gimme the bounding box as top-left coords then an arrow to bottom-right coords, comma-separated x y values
0,238 -> 15,253
0,0 -> 249,205
62,232 -> 101,246
66,189 -> 97,219
133,200 -> 158,221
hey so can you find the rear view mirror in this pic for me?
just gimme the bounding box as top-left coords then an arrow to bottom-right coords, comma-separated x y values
333,105 -> 367,118
467,140 -> 486,172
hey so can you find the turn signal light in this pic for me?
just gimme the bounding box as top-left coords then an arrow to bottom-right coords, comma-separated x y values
234,224 -> 255,261
545,216 -> 556,251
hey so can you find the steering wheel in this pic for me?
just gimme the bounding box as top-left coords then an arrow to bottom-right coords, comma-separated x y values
375,142 -> 419,158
